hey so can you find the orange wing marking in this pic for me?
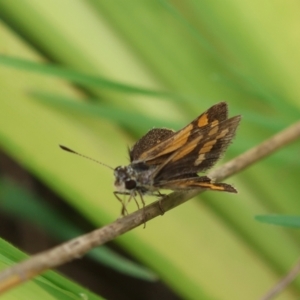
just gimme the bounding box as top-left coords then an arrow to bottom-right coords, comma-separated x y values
170,135 -> 203,162
197,113 -> 209,127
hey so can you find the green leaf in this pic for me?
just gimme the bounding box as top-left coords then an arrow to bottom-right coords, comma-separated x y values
0,55 -> 184,101
255,215 -> 300,228
0,238 -> 104,300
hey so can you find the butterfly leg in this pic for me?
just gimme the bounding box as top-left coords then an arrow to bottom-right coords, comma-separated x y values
114,192 -> 129,216
137,190 -> 147,228
132,194 -> 140,211
123,192 -> 140,216
156,191 -> 166,215
158,200 -> 165,215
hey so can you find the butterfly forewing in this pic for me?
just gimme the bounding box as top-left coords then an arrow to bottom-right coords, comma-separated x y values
135,102 -> 229,164
153,115 -> 241,181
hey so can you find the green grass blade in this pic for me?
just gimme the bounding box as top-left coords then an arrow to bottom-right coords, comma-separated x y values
0,238 -> 104,300
256,215 -> 300,229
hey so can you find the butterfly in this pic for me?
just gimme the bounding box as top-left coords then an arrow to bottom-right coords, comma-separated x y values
60,102 -> 240,217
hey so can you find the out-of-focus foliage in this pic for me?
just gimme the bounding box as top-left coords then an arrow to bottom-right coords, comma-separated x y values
0,1 -> 300,299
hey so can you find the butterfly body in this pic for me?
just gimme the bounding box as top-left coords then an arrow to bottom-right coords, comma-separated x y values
114,164 -> 156,195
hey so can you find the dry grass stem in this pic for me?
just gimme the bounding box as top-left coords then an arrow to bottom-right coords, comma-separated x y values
260,258 -> 300,300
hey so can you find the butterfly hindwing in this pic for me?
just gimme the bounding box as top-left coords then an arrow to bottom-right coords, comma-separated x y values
130,128 -> 174,161
155,176 -> 237,193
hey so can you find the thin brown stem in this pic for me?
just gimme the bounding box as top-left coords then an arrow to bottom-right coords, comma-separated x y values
260,258 -> 300,300
0,121 -> 299,295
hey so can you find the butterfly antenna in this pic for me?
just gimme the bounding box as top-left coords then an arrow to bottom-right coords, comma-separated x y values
59,145 -> 114,170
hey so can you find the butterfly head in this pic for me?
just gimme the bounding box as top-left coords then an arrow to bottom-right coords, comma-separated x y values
114,166 -> 137,193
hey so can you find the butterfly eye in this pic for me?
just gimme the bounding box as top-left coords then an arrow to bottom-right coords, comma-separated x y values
125,180 -> 136,190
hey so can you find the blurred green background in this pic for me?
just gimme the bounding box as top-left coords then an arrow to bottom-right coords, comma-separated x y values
0,1 -> 300,299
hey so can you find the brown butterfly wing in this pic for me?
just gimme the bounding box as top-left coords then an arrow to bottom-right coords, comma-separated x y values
129,128 -> 174,162
134,102 -> 229,164
154,115 -> 241,181
154,176 -> 237,193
